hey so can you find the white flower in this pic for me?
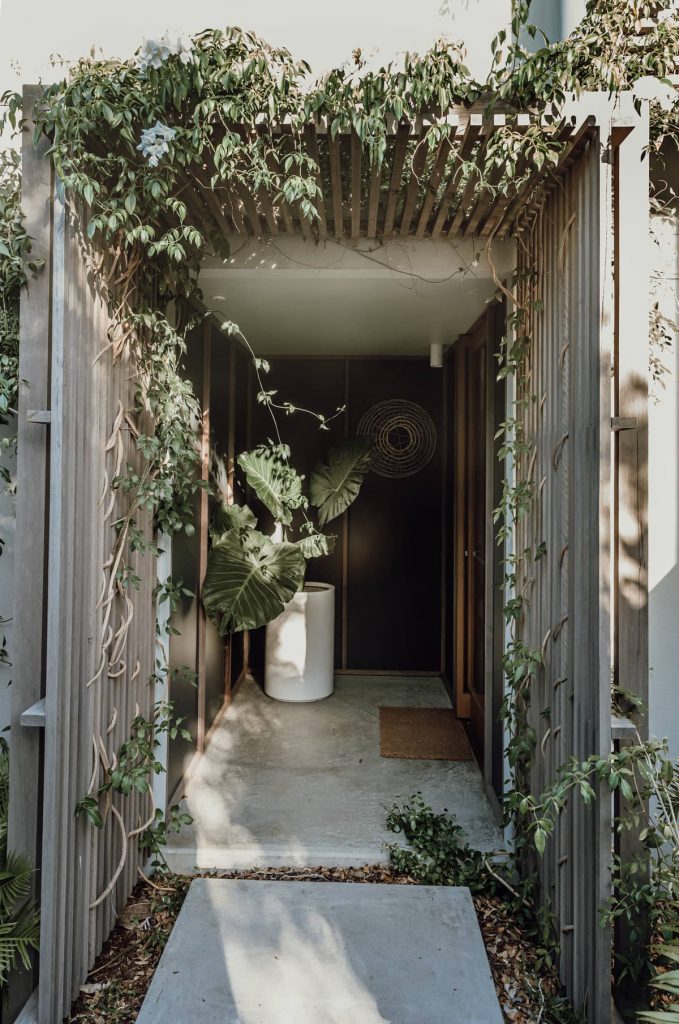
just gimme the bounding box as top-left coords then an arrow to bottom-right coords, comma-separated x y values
137,122 -> 177,167
173,34 -> 195,65
137,38 -> 171,72
632,74 -> 677,113
137,32 -> 194,72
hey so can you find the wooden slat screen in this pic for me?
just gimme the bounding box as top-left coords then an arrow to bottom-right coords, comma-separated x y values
40,198 -> 157,1023
513,130 -> 614,1024
10,137 -> 160,1019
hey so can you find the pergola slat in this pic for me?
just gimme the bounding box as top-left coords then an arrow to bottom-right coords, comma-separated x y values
461,114 -> 510,237
383,122 -> 411,238
303,123 -> 327,240
415,136 -> 452,239
238,184 -> 265,236
430,114 -> 483,238
329,131 -> 344,238
192,166 -> 245,238
479,114 -> 532,238
351,130 -> 362,242
399,129 -> 428,235
446,127 -> 494,237
257,190 -> 280,236
366,157 -> 383,239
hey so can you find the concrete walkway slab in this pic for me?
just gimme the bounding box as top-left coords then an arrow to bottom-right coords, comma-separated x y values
136,878 -> 503,1024
166,676 -> 502,871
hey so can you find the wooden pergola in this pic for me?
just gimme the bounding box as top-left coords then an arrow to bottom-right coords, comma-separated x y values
186,108 -> 597,244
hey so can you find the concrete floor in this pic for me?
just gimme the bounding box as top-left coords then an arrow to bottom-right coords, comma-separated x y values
165,676 -> 502,872
136,878 -> 504,1024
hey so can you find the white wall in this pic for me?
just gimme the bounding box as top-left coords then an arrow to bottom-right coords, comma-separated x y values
0,0 -> 510,91
648,151 -> 679,756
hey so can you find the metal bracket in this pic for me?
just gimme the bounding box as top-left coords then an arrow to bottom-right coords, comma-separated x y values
611,416 -> 637,432
20,697 -> 46,728
26,409 -> 51,424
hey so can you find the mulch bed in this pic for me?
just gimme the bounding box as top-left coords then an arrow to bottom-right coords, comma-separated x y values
67,866 -> 571,1024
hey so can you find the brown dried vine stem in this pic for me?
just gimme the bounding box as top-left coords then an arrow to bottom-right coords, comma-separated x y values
83,235 -> 158,908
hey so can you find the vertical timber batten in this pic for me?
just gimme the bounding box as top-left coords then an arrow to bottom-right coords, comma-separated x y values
40,179 -> 67,1024
7,87 -> 52,1020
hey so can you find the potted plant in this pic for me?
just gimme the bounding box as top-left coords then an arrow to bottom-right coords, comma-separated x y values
202,436 -> 372,700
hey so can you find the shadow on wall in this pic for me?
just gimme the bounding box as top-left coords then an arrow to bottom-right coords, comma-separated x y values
648,182 -> 679,757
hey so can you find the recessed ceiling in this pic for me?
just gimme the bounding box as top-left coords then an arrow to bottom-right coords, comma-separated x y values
199,236 -> 514,356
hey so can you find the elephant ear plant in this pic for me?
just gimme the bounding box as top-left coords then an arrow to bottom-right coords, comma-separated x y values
202,437 -> 372,634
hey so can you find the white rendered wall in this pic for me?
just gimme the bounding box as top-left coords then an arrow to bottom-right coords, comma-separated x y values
0,0 -> 511,90
648,151 -> 679,756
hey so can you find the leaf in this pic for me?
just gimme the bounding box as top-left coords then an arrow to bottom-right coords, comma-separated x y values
297,532 -> 335,559
210,502 -> 256,542
534,827 -> 546,856
238,449 -> 304,525
653,970 -> 679,995
202,529 -> 305,633
309,437 -> 372,527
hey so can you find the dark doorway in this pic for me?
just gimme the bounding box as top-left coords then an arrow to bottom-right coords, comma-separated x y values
248,356 -> 444,675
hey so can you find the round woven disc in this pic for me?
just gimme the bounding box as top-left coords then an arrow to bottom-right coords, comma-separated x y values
357,399 -> 437,478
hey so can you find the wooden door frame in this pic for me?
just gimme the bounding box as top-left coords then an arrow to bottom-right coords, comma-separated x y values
453,330 -> 473,717
453,319 -> 487,719
453,307 -> 505,774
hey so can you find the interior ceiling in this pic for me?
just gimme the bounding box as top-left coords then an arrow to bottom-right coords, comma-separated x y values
199,236 -> 514,356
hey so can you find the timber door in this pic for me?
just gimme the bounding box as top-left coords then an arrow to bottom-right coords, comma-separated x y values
454,323 -> 488,753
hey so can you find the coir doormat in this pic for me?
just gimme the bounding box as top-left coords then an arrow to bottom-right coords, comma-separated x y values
379,706 -> 473,761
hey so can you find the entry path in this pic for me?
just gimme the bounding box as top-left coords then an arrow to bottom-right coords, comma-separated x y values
166,676 -> 501,871
136,878 -> 504,1024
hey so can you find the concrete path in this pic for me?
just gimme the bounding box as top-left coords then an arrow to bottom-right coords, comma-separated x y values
166,676 -> 502,871
136,878 -> 504,1024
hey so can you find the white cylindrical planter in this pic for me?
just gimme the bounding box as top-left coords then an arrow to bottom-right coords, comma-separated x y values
264,582 -> 335,702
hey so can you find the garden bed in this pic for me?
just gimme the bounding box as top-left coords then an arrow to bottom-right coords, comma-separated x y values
67,866 -> 575,1024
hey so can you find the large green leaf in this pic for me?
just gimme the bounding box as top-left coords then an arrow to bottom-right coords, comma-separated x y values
210,502 -> 257,543
238,448 -> 306,525
639,944 -> 679,1022
309,437 -> 372,527
202,529 -> 305,634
